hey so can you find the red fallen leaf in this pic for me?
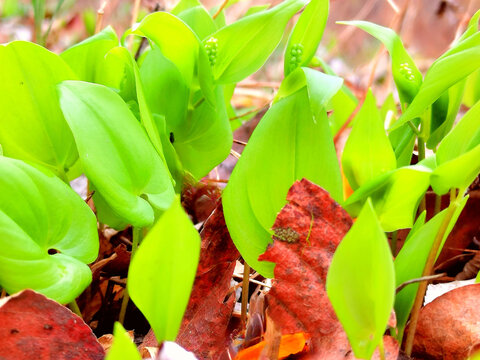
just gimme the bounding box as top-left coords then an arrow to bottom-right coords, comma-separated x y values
412,283 -> 480,359
258,179 -> 399,359
142,204 -> 240,360
0,289 -> 104,360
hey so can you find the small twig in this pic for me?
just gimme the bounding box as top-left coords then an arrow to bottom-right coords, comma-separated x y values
95,0 -> 108,34
230,149 -> 241,159
85,190 -> 95,203
230,102 -> 270,121
134,3 -> 160,60
241,263 -> 250,328
203,178 -> 229,183
233,139 -> 248,146
118,226 -> 142,324
128,0 -> 142,50
212,0 -> 230,19
396,273 -> 447,293
452,0 -> 476,44
387,0 -> 400,13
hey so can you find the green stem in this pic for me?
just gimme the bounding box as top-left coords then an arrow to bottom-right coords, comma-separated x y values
241,263 -> 250,328
378,337 -> 386,360
417,137 -> 426,214
404,188 -> 461,356
68,299 -> 83,318
43,0 -> 66,45
118,226 -> 142,324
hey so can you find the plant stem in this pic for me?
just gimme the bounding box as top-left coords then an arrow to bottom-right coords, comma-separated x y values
378,337 -> 386,360
212,0 -> 229,19
241,263 -> 250,328
68,299 -> 83,318
404,188 -> 461,356
417,137 -> 426,213
118,226 -> 142,324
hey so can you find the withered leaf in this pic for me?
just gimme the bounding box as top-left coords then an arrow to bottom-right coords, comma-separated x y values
0,289 -> 104,360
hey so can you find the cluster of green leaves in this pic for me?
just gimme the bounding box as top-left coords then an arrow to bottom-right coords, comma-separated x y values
1,0 -> 480,357
0,0 -> 334,354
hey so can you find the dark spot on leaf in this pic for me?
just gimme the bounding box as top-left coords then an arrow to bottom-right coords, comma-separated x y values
48,249 -> 59,255
169,132 -> 175,144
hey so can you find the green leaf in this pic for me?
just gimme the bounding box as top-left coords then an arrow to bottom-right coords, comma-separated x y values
0,157 -> 98,304
391,32 -> 480,131
128,197 -> 200,343
105,323 -> 142,360
223,84 -> 341,277
0,41 -> 78,179
394,197 -> 467,334
134,13 -> 231,178
105,47 -> 167,164
60,26 -> 119,84
432,100 -> 480,194
284,0 -> 328,75
426,81 -> 465,150
209,0 -> 308,83
326,199 -> 395,359
58,81 -> 175,228
339,21 -> 422,107
171,0 -> 217,40
342,90 -> 396,190
133,12 -> 199,87
344,163 -> 432,232
243,4 -> 270,17
463,69 -> 480,107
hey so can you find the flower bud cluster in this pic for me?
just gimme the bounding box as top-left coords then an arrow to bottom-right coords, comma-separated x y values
288,43 -> 304,72
205,37 -> 218,66
399,62 -> 415,81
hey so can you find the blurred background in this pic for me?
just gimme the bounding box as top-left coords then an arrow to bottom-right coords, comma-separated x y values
1,0 -> 478,98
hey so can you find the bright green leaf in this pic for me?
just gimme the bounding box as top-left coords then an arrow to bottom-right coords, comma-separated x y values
339,21 -> 422,107
0,41 -> 78,179
284,0 -> 328,75
58,81 -> 175,228
0,157 -> 98,304
209,0 -> 308,83
105,323 -> 142,360
223,84 -> 341,277
432,100 -> 480,194
342,90 -> 396,190
60,26 -> 119,84
391,32 -> 480,131
344,163 -> 432,232
128,197 -> 200,343
327,199 -> 395,359
171,0 -> 217,40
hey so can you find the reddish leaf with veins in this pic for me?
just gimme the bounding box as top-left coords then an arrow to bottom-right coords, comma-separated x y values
0,289 -> 104,360
259,179 -> 399,359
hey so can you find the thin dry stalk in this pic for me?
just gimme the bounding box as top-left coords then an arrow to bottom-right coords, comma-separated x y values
95,0 -> 109,34
213,0 -> 229,19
